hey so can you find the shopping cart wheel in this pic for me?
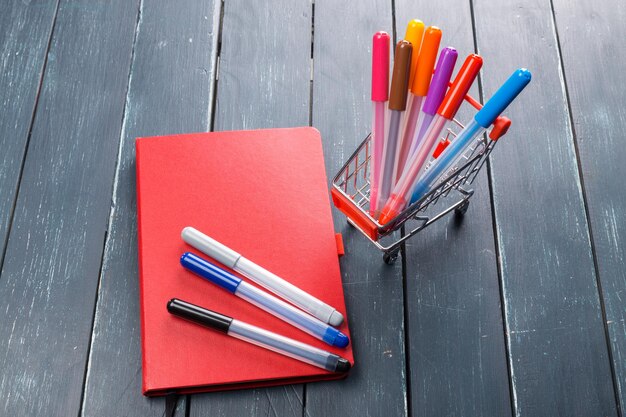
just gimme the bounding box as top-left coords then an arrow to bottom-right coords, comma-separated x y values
455,200 -> 470,216
383,250 -> 399,264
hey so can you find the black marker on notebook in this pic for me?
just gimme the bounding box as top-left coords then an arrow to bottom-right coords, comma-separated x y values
167,299 -> 352,373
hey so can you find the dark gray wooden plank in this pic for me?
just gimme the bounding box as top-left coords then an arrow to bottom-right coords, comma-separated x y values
189,0 -> 312,415
552,0 -> 626,411
304,2 -> 407,416
80,1 -> 221,416
473,0 -> 618,415
211,0 -> 312,131
394,1 -> 513,416
0,0 -> 58,267
0,0 -> 140,415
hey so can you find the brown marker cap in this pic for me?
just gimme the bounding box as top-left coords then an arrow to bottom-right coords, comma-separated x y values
388,40 -> 413,111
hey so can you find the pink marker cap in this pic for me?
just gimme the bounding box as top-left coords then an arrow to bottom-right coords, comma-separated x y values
372,31 -> 390,102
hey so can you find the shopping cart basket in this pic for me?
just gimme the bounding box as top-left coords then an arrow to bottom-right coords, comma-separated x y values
331,93 -> 511,264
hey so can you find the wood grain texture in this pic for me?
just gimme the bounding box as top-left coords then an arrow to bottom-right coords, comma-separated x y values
189,0 -> 312,415
473,0 -> 618,415
394,1 -> 513,416
552,0 -> 626,411
0,0 -> 140,415
212,0 -> 312,131
305,1 -> 408,416
0,1 -> 623,416
80,1 -> 221,416
0,0 -> 58,267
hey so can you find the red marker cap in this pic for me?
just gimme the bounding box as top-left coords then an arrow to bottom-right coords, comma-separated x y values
372,31 -> 391,102
437,54 -> 483,120
410,26 -> 442,96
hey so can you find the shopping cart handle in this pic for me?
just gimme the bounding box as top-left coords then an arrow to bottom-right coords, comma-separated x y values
489,117 -> 511,141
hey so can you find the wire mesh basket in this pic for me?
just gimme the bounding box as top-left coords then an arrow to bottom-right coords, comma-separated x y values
331,93 -> 511,264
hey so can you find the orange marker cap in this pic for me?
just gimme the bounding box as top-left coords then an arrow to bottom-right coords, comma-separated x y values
404,19 -> 425,88
410,26 -> 442,96
388,40 -> 413,111
437,54 -> 483,120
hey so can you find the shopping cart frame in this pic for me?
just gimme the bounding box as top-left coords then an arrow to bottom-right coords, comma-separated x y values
331,93 -> 511,264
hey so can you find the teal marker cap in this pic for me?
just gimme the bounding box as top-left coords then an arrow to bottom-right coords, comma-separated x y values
474,68 -> 532,128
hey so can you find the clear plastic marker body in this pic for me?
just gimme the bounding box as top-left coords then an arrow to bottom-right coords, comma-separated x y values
167,299 -> 351,373
394,94 -> 423,184
410,111 -> 434,157
392,21 -> 424,189
406,54 -> 484,185
378,108 -> 403,208
376,40 -> 412,214
378,54 -> 484,224
369,31 -> 390,217
409,119 -> 484,204
182,227 -> 344,326
370,100 -> 387,217
379,115 -> 449,223
181,252 -> 349,348
408,47 -> 458,159
394,26 -> 442,184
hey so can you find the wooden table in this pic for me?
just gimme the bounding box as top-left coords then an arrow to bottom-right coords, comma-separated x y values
1,1 -> 624,416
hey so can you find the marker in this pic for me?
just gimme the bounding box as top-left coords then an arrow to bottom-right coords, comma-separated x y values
394,27 -> 442,183
408,53 -> 483,160
182,227 -> 344,326
375,40 -> 412,217
369,31 -> 390,217
404,20 -> 426,89
167,299 -> 352,373
181,252 -> 349,348
377,54 -> 483,224
411,47 -> 458,159
392,21 -> 427,183
409,68 -> 532,204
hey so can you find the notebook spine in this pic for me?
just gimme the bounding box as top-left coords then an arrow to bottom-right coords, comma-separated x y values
135,138 -> 150,394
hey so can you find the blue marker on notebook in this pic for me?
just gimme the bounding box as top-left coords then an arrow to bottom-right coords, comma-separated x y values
182,226 -> 344,326
180,252 -> 349,348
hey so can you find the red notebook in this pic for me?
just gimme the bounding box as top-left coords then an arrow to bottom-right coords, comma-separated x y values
135,127 -> 353,396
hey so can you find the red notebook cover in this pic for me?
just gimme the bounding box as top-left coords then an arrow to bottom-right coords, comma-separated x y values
135,127 -> 353,396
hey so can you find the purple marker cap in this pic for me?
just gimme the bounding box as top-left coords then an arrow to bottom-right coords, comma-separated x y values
422,47 -> 458,115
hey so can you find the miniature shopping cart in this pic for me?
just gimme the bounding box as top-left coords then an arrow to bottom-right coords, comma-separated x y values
331,93 -> 511,264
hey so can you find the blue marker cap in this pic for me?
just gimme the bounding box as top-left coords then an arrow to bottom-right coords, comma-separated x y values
474,68 -> 532,128
181,252 -> 241,293
323,327 -> 350,348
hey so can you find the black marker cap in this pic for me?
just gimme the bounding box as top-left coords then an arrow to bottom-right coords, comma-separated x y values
167,298 -> 232,333
335,358 -> 352,373
325,354 -> 352,373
